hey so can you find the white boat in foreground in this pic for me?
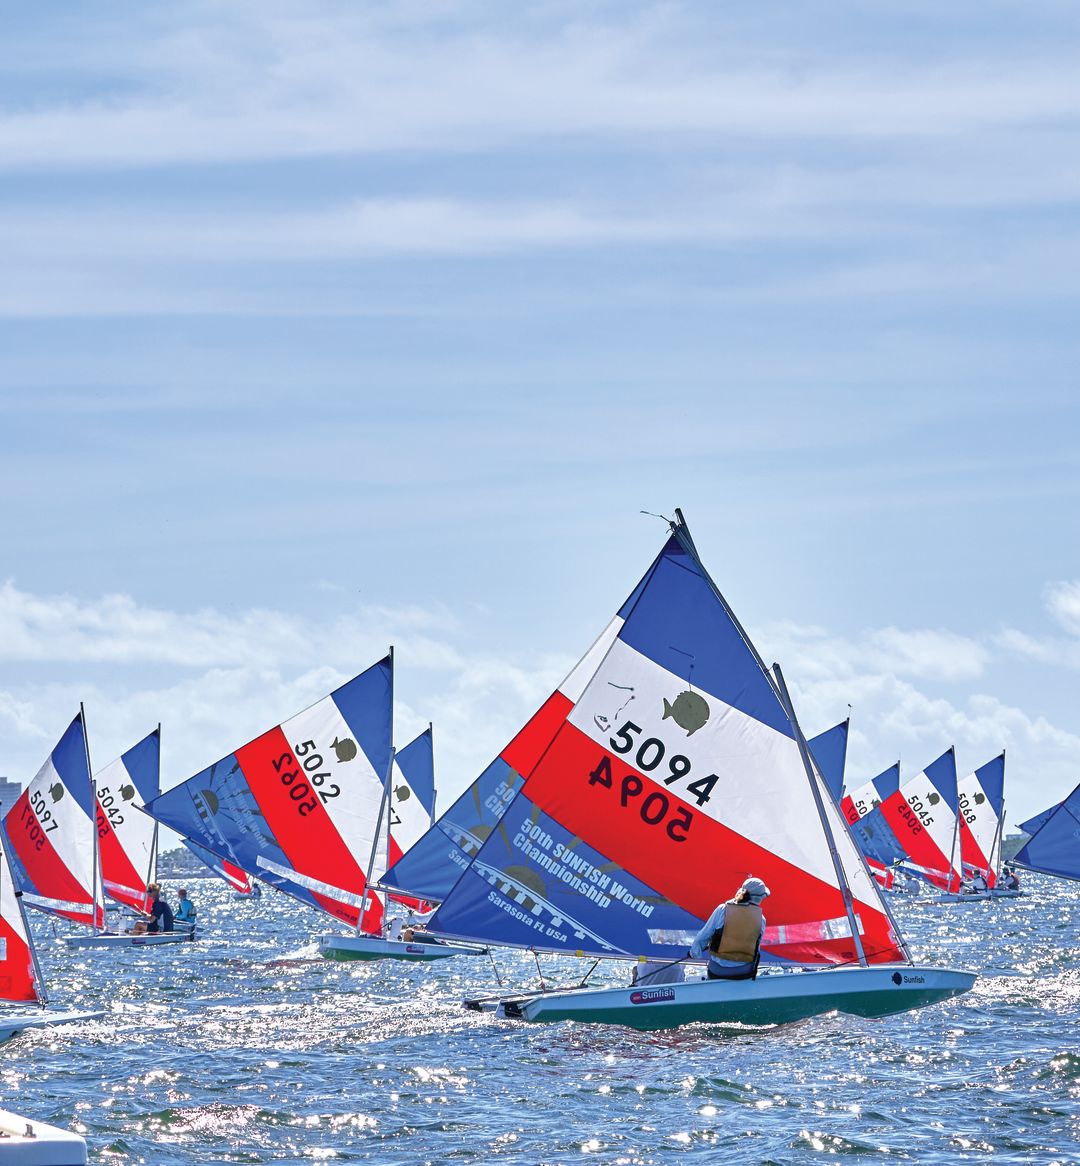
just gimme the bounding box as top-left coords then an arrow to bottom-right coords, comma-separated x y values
0,1108 -> 87,1164
489,965 -> 977,1030
317,932 -> 487,962
62,922 -> 196,949
0,1009 -> 106,1045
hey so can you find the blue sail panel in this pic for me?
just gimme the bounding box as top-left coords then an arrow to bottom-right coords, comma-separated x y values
872,763 -> 901,802
381,756 -> 523,901
396,728 -> 435,818
850,806 -> 906,868
972,754 -> 1005,817
429,792 -> 702,960
120,729 -> 161,806
1013,783 -> 1080,881
925,748 -> 959,815
808,720 -> 849,802
1018,805 -> 1058,836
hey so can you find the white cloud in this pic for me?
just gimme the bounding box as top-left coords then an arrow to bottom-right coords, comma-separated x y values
1045,580 -> 1080,636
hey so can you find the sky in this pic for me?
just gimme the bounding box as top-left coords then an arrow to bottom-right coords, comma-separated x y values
1,1 -> 1079,840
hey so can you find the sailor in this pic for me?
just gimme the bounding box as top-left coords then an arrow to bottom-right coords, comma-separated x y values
133,884 -> 174,934
689,877 -> 770,981
970,870 -> 988,893
1002,865 -> 1021,891
384,915 -> 405,942
175,887 -> 197,925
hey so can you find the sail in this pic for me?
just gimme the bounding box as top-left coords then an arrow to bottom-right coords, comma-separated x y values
181,839 -> 257,894
144,657 -> 393,930
0,828 -> 41,1003
95,729 -> 160,911
841,762 -> 900,826
2,713 -> 105,928
381,612 -> 631,902
808,720 -> 849,803
957,753 -> 1005,888
875,749 -> 962,891
1013,781 -> 1080,881
382,727 -> 437,910
429,516 -> 905,966
1018,804 -> 1058,836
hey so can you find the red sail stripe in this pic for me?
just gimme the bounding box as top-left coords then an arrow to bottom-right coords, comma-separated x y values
236,727 -> 371,927
96,802 -> 149,911
959,817 -> 995,887
524,721 -> 902,964
6,791 -> 99,926
0,917 -> 36,1002
502,691 -> 574,781
878,790 -> 959,891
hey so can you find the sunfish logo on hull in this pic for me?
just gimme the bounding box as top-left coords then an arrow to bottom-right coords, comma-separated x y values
629,987 -> 677,1005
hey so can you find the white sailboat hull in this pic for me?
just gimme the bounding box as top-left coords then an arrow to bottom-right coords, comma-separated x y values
317,932 -> 487,962
0,1009 -> 106,1045
494,965 -> 976,1030
62,925 -> 196,949
0,1108 -> 87,1165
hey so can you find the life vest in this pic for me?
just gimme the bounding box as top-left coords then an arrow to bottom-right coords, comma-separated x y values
709,902 -> 763,965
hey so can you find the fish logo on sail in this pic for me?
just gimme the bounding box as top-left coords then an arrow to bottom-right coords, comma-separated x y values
662,691 -> 710,737
926,792 -> 941,806
119,784 -> 136,802
394,785 -> 412,803
332,737 -> 357,763
973,792 -> 986,805
48,782 -> 64,803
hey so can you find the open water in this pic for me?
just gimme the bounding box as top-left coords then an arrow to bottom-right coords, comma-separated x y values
3,873 -> 1077,1165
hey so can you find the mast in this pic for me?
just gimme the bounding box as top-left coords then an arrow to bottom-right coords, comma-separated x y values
145,724 -> 162,893
946,747 -> 960,891
13,880 -> 48,1008
773,665 -> 868,968
81,703 -> 103,934
356,646 -> 395,933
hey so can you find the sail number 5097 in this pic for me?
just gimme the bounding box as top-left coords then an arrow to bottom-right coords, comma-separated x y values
588,755 -> 693,842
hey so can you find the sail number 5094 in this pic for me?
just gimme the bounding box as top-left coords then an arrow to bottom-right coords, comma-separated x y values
588,755 -> 693,842
607,721 -> 718,807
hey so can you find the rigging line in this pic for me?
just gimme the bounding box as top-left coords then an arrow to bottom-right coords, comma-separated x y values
575,958 -> 600,987
531,949 -> 547,992
487,948 -> 504,988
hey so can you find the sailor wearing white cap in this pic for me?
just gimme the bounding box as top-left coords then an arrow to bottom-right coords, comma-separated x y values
689,877 -> 770,981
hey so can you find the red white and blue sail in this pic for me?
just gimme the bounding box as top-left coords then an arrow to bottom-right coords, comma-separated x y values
95,729 -> 160,912
1013,781 -> 1080,882
381,727 -> 436,910
181,839 -> 257,894
0,829 -> 41,1004
841,762 -> 900,826
876,749 -> 962,891
381,615 -> 627,903
3,713 -> 104,928
144,657 -> 393,930
808,720 -> 849,804
957,753 -> 1005,888
429,518 -> 904,966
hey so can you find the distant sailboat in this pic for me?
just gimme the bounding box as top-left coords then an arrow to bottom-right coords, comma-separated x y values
0,726 -> 105,1041
957,753 -> 1006,891
145,654 -> 480,962
1012,781 -> 1080,882
426,510 -> 973,1029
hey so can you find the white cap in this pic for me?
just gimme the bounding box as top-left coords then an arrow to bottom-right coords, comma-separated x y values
740,877 -> 770,903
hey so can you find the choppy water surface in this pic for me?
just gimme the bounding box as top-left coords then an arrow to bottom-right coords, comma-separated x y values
4,875 -> 1078,1164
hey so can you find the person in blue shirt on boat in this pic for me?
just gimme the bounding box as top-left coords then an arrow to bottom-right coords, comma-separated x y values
689,877 -> 770,981
133,884 -> 174,934
174,887 -> 197,927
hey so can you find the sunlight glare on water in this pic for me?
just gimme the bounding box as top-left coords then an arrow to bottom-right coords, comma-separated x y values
3,874 -> 1078,1163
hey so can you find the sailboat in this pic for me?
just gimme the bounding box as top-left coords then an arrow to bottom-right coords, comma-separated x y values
1012,781 -> 1080,882
62,727 -> 195,947
182,838 -> 261,897
420,510 -> 974,1029
143,654 -> 480,962
0,729 -> 105,1042
954,752 -> 1016,899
